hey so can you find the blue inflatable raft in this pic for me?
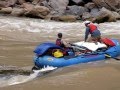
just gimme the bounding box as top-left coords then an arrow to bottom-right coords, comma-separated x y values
33,39 -> 120,69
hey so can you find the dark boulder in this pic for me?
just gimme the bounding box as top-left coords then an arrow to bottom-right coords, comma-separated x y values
24,5 -> 50,19
0,0 -> 17,8
82,0 -> 92,4
48,0 -> 69,15
84,2 -> 97,10
0,7 -> 13,14
68,0 -> 85,6
93,7 -> 117,23
82,12 -> 92,20
90,8 -> 99,17
11,8 -> 25,16
92,0 -> 120,11
17,0 -> 26,5
65,5 -> 87,16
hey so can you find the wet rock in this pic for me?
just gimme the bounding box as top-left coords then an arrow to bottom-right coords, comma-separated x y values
69,0 -> 85,6
11,7 -> 25,16
7,0 -> 17,7
0,0 -> 17,8
0,1 -> 7,8
82,12 -> 92,20
32,0 -> 41,5
18,0 -> 26,5
118,10 -> 120,15
90,8 -> 99,17
25,5 -> 50,18
0,7 -> 13,14
23,3 -> 34,12
85,2 -> 97,10
48,0 -> 69,15
32,0 -> 39,4
65,5 -> 87,16
92,0 -> 120,11
93,7 -> 117,23
112,12 -> 120,20
40,0 -> 50,8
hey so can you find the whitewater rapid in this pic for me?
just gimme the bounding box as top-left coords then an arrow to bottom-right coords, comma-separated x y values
0,16 -> 120,36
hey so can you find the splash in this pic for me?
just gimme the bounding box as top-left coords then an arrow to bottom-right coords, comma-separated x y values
0,66 -> 57,87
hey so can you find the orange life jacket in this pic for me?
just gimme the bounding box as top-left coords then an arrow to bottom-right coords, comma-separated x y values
88,23 -> 97,33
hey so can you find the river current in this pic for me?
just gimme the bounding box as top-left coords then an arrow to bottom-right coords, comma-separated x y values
0,15 -> 120,90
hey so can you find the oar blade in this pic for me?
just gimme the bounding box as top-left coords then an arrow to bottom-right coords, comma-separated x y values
105,54 -> 120,61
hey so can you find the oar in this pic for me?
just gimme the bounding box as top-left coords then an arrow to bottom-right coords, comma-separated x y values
105,54 -> 120,60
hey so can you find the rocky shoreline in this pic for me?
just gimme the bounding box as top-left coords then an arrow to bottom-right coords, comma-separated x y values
0,0 -> 120,23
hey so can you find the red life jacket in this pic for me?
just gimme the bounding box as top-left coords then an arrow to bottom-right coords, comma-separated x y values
101,38 -> 115,47
56,39 -> 68,55
88,23 -> 97,33
56,39 -> 65,48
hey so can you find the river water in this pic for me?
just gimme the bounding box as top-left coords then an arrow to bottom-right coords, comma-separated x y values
0,15 -> 120,90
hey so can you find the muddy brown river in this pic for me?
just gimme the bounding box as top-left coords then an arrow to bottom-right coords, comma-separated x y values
0,16 -> 120,90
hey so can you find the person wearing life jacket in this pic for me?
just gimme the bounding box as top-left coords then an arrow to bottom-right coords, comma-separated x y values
56,33 -> 65,48
84,21 -> 101,43
56,33 -> 71,48
56,33 -> 72,56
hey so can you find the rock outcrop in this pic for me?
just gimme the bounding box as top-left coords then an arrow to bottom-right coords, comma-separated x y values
92,0 -> 120,11
0,0 -> 120,23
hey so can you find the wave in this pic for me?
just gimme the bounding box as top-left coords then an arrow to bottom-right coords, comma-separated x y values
0,16 -> 120,42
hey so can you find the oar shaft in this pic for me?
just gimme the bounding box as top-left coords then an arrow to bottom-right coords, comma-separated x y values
105,54 -> 120,60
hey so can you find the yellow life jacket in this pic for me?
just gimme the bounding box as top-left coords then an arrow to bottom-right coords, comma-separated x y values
52,49 -> 63,58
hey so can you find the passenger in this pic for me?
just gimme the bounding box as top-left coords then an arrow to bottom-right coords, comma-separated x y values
56,33 -> 73,56
84,21 -> 101,44
56,33 -> 71,48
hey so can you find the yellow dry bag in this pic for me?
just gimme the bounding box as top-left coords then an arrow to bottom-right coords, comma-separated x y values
52,49 -> 63,58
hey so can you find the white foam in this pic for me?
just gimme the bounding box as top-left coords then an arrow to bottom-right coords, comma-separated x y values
0,16 -> 120,36
0,66 -> 57,87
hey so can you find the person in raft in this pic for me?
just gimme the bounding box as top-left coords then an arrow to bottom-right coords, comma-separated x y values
84,21 -> 101,43
55,33 -> 73,56
56,33 -> 71,48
